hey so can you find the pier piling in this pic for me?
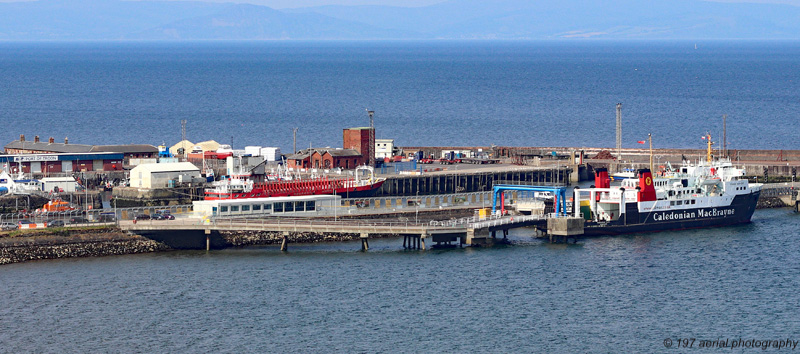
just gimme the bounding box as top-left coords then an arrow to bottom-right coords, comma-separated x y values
280,232 -> 289,252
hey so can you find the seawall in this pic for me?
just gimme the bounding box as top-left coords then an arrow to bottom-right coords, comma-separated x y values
0,227 -> 169,265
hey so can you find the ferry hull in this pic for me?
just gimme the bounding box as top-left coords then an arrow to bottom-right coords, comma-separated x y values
582,191 -> 760,236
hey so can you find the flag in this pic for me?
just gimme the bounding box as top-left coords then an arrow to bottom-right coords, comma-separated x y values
701,136 -> 706,139
637,140 -> 646,144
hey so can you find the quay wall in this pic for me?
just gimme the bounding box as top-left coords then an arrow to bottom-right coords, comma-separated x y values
402,146 -> 800,177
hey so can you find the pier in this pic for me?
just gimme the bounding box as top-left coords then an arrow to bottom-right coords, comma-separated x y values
121,210 -> 580,250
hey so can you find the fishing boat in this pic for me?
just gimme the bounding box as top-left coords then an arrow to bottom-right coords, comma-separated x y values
204,165 -> 385,200
577,136 -> 761,235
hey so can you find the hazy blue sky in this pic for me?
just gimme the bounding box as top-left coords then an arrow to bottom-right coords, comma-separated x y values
0,0 -> 798,7
175,0 -> 800,7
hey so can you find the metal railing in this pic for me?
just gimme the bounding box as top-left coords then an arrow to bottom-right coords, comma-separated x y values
123,215 -> 459,233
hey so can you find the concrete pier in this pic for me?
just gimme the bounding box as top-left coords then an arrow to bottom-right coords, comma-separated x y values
373,168 -> 571,197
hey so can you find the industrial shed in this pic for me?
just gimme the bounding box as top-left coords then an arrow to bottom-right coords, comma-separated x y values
130,162 -> 200,189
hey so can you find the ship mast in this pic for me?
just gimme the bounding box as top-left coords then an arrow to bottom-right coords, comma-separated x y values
706,133 -> 714,163
648,133 -> 653,173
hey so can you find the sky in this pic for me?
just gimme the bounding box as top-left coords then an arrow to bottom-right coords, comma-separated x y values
0,0 -> 799,7
176,0 -> 800,7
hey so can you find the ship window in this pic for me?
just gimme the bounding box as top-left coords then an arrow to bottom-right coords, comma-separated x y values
295,201 -> 305,211
691,200 -> 696,204
274,203 -> 283,212
220,206 -> 228,213
670,201 -> 675,206
284,202 -> 294,212
306,201 -> 316,211
253,204 -> 261,211
264,204 -> 272,210
242,205 -> 250,212
231,205 -> 239,212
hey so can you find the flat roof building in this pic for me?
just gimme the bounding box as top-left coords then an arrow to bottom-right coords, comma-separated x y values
130,162 -> 201,189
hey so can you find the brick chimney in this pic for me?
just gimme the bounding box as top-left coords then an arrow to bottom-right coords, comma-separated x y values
64,137 -> 69,144
49,137 -> 54,144
19,134 -> 25,142
34,135 -> 40,143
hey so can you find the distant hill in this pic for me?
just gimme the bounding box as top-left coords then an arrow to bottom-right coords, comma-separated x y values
1,0 -> 799,40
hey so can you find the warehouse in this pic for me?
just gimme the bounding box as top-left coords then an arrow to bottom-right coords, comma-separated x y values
130,162 -> 201,189
0,152 -> 124,174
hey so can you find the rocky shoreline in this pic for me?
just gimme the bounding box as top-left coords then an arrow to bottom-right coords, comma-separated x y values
0,227 -> 169,266
756,196 -> 789,209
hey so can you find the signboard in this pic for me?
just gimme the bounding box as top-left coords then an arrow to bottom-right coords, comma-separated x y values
12,155 -> 58,162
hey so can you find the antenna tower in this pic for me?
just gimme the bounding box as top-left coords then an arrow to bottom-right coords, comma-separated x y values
181,119 -> 187,142
366,109 -> 375,167
616,103 -> 622,162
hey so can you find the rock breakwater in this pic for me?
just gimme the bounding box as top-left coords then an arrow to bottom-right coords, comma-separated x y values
0,227 -> 169,265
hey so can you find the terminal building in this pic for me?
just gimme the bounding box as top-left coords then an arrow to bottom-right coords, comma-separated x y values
0,152 -> 125,174
4,135 -> 157,165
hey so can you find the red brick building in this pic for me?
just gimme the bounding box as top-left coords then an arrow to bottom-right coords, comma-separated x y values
343,127 -> 373,165
285,127 -> 374,170
286,149 -> 362,170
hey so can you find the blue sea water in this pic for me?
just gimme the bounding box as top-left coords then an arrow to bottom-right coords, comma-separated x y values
1,208 -> 799,353
1,40 -> 799,151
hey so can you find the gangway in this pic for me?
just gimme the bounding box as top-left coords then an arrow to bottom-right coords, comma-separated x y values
492,184 -> 568,216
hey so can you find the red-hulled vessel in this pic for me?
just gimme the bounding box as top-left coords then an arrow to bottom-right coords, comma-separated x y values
204,166 -> 385,200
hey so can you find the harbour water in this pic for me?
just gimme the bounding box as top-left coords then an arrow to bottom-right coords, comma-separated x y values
1,41 -> 800,151
1,208 -> 798,352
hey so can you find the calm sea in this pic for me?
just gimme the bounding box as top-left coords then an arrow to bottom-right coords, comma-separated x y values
1,208 -> 799,352
1,41 -> 799,151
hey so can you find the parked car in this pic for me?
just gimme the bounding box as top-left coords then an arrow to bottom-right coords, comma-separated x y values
154,210 -> 174,220
0,222 -> 18,231
134,214 -> 151,220
150,214 -> 165,220
98,213 -> 116,222
69,217 -> 89,224
47,220 -> 66,228
17,220 -> 33,226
